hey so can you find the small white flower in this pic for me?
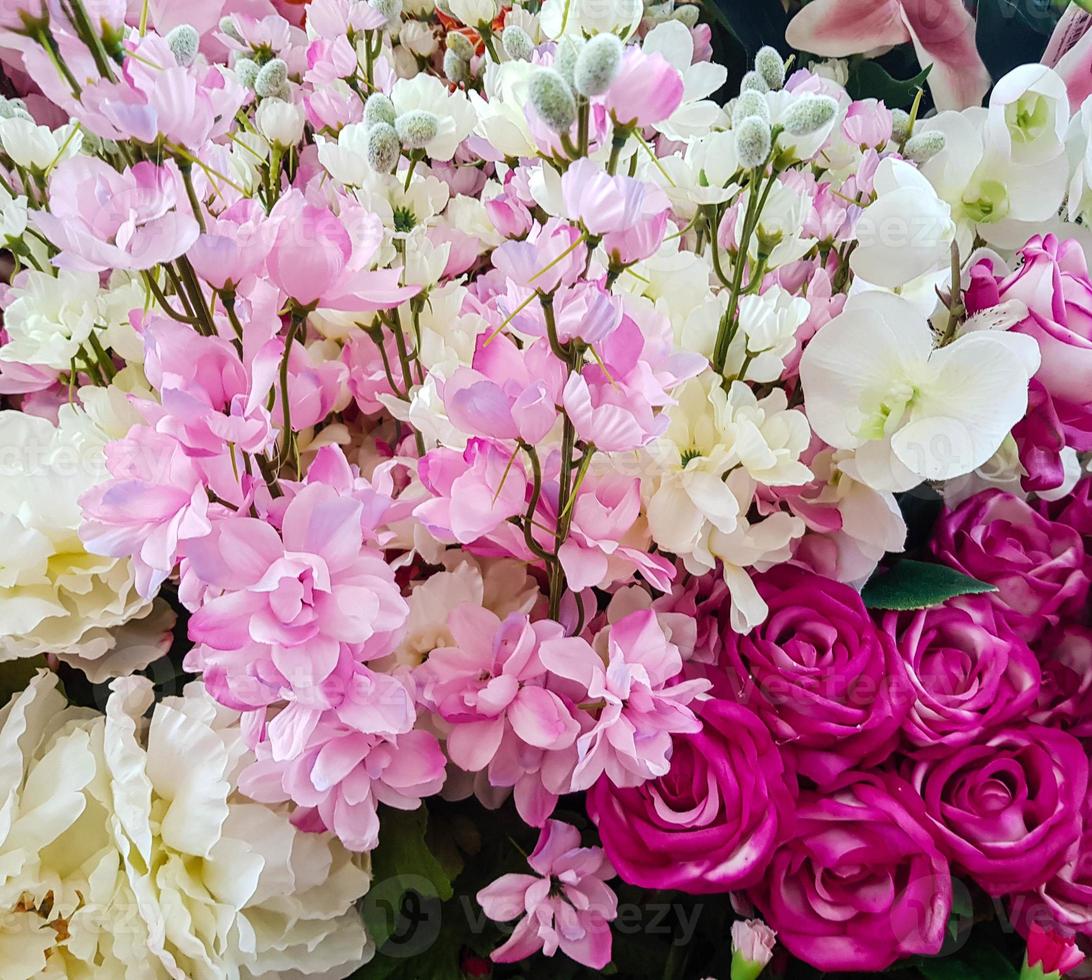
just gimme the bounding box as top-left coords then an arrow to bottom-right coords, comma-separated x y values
0,117 -> 82,170
255,96 -> 306,147
390,74 -> 476,161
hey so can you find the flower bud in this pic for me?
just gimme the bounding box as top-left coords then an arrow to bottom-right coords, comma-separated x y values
0,97 -> 31,121
731,920 -> 776,980
573,33 -> 623,97
447,30 -> 475,60
443,49 -> 472,84
890,107 -> 911,143
740,70 -> 768,94
672,4 -> 699,28
554,35 -> 584,89
166,24 -> 199,67
395,109 -> 439,149
501,24 -> 533,61
904,129 -> 945,164
367,122 -> 400,173
364,92 -> 397,128
529,67 -> 577,133
782,94 -> 838,136
256,97 -> 305,147
735,115 -> 771,168
234,57 -> 259,88
754,45 -> 785,91
732,89 -> 768,126
254,58 -> 288,98
219,16 -> 242,41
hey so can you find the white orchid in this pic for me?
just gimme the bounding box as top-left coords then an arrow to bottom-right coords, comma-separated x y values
643,21 -> 729,140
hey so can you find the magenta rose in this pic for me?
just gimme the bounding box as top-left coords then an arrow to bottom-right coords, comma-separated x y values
586,699 -> 795,893
966,234 -> 1092,448
718,565 -> 910,787
749,771 -> 951,972
931,489 -> 1091,643
880,595 -> 1040,757
908,725 -> 1088,896
1031,625 -> 1092,739
1042,477 -> 1092,540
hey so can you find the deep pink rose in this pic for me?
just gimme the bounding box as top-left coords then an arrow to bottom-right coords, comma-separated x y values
1042,477 -> 1092,540
717,565 -> 910,787
1031,625 -> 1092,739
586,700 -> 795,893
750,772 -> 951,972
931,489 -> 1091,643
881,595 -> 1040,757
966,235 -> 1092,449
908,725 -> 1088,896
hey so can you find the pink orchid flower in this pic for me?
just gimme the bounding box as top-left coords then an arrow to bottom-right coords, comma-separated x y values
785,0 -> 991,110
477,820 -> 618,969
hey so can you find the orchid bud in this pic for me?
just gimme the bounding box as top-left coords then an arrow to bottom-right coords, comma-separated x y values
754,46 -> 785,91
529,67 -> 577,133
732,89 -> 768,126
782,94 -> 838,136
364,92 -> 397,128
905,129 -> 945,164
447,30 -> 475,60
254,58 -> 288,98
554,35 -> 584,89
573,33 -> 623,97
501,24 -> 533,61
735,116 -> 771,168
740,70 -> 768,94
234,57 -> 259,88
890,108 -> 912,143
367,122 -> 400,173
444,49 -> 472,84
166,24 -> 199,67
395,109 -> 439,149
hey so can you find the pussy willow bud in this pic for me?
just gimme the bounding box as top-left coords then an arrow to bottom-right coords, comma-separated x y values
234,57 -> 259,89
447,30 -> 475,60
735,116 -> 772,168
369,0 -> 402,22
443,49 -> 472,84
732,89 -> 769,126
754,45 -> 786,91
364,92 -> 397,128
904,129 -> 946,164
367,122 -> 400,173
890,108 -> 912,143
529,67 -> 577,133
672,4 -> 699,28
573,33 -> 623,97
554,35 -> 584,88
395,109 -> 439,149
782,94 -> 837,136
254,58 -> 288,98
219,16 -> 242,41
740,70 -> 768,94
0,98 -> 31,121
166,24 -> 199,67
501,24 -> 533,61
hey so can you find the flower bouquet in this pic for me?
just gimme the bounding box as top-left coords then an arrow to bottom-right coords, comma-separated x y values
0,0 -> 1090,976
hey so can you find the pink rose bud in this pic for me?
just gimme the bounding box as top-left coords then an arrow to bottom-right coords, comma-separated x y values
1022,922 -> 1086,978
731,920 -> 776,980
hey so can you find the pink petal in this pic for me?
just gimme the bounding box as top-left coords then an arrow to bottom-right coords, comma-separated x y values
786,0 -> 908,56
509,687 -> 579,749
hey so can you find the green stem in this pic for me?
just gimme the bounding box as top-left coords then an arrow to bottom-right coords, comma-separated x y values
34,29 -> 82,97
180,162 -> 206,234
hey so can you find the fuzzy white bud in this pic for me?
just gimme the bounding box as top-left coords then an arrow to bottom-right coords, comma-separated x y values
735,115 -> 771,168
904,129 -> 946,164
782,94 -> 837,136
219,16 -> 242,41
573,33 -> 623,97
740,70 -> 768,94
254,58 -> 288,98
443,49 -> 472,84
529,67 -> 577,133
501,24 -> 533,61
367,122 -> 400,173
369,0 -> 402,22
754,45 -> 785,91
364,93 -> 397,128
234,57 -> 259,88
166,24 -> 199,67
554,35 -> 584,89
446,30 -> 475,60
890,108 -> 912,143
732,89 -> 769,126
395,109 -> 439,149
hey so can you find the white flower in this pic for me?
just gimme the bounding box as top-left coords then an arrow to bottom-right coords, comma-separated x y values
0,406 -> 156,670
850,158 -> 955,290
642,21 -> 728,140
0,118 -> 82,170
316,123 -> 375,185
985,63 -> 1069,167
447,0 -> 498,26
735,176 -> 816,268
255,96 -> 306,147
471,60 -> 538,158
799,291 -> 1041,492
389,74 -> 475,161
734,284 -> 810,382
1066,95 -> 1092,223
0,671 -> 372,978
0,184 -> 27,239
656,130 -> 740,217
539,0 -> 641,39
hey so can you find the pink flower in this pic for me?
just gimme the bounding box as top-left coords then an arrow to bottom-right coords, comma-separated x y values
476,820 -> 617,969
731,920 -> 777,977
560,158 -> 670,239
880,595 -> 1041,757
32,157 -> 200,272
603,47 -> 684,128
1031,625 -> 1092,739
785,0 -> 990,110
539,609 -> 710,790
416,607 -> 582,772
492,219 -> 587,294
1024,922 -> 1086,976
841,98 -> 893,147
931,490 -> 1091,643
908,725 -> 1088,896
750,772 -> 952,972
187,198 -> 271,291
587,699 -> 794,893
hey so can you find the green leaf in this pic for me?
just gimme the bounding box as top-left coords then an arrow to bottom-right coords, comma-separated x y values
847,59 -> 932,110
975,0 -> 1059,82
918,944 -> 1020,980
861,560 -> 996,611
